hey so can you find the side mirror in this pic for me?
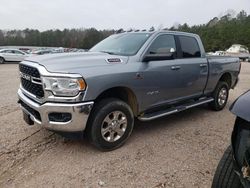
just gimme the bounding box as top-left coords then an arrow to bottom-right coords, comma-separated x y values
143,48 -> 176,62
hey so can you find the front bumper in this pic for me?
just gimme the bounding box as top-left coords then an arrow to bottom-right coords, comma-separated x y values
232,118 -> 250,187
18,89 -> 94,132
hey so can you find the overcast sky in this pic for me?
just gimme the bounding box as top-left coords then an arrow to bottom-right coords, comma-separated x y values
0,0 -> 249,31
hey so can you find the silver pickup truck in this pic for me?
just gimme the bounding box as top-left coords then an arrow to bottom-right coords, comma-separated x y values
18,31 -> 241,150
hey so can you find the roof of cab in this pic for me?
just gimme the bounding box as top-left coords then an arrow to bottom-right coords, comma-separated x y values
115,29 -> 199,38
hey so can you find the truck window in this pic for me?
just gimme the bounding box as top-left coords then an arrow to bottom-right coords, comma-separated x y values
178,36 -> 201,58
147,35 -> 176,55
90,33 -> 152,56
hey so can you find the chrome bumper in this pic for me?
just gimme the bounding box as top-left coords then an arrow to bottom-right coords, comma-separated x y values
17,89 -> 94,132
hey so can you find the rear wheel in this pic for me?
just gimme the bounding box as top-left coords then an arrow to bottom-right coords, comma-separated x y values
0,57 -> 5,64
86,98 -> 134,151
210,81 -> 229,111
212,146 -> 243,188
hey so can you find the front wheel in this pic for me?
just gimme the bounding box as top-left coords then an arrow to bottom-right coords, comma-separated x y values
86,98 -> 134,151
210,81 -> 229,111
212,146 -> 243,188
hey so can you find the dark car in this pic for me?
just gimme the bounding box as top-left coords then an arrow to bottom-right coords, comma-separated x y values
212,90 -> 250,188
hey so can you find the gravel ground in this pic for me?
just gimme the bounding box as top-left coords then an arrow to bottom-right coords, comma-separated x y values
0,62 -> 249,188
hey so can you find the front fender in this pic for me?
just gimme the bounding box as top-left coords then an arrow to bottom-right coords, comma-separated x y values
230,90 -> 250,122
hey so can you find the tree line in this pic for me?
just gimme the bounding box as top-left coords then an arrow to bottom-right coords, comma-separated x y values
172,10 -> 250,52
0,28 -> 114,49
0,10 -> 249,52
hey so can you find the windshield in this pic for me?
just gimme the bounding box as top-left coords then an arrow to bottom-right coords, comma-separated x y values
90,33 -> 152,56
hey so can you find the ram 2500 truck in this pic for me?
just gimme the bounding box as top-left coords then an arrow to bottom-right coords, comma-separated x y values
18,31 -> 240,150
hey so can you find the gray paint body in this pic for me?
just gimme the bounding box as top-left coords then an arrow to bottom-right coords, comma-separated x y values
25,31 -> 240,115
230,90 -> 250,122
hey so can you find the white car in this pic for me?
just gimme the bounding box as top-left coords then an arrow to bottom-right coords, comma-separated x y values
214,51 -> 226,56
0,49 -> 29,64
226,44 -> 250,61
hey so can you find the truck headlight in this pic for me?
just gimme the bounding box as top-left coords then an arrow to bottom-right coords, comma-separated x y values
42,77 -> 86,97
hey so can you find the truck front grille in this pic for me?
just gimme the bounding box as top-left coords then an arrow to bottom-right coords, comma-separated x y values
19,64 -> 44,98
19,64 -> 40,77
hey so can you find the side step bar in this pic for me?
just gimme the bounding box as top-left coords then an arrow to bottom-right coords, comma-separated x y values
138,97 -> 214,121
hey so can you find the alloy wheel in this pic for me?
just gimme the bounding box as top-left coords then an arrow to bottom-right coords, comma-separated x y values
101,111 -> 128,142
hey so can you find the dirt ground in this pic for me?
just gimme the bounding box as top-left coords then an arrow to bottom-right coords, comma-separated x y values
0,62 -> 249,188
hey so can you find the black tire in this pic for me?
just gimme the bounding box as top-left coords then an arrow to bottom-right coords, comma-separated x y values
212,146 -> 243,188
210,81 -> 229,111
0,57 -> 5,64
86,98 -> 134,151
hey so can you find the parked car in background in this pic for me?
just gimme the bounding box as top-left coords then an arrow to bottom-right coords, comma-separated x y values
212,90 -> 250,188
214,51 -> 226,56
31,49 -> 53,55
18,31 -> 240,150
226,44 -> 250,61
51,47 -> 65,53
0,49 -> 29,64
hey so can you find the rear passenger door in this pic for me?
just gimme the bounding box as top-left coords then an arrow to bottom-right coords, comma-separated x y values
175,35 -> 208,98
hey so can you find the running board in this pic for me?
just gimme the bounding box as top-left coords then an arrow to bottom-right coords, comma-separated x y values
138,97 -> 214,121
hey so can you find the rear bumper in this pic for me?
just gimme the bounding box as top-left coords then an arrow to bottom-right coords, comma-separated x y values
18,89 -> 94,132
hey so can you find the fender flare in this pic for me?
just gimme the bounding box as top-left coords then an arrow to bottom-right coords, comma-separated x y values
230,90 -> 250,122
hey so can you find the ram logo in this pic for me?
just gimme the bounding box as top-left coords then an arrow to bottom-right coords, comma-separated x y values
20,72 -> 31,81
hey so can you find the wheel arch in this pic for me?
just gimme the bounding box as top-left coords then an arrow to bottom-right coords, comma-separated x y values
0,56 -> 5,61
219,72 -> 232,88
94,86 -> 139,116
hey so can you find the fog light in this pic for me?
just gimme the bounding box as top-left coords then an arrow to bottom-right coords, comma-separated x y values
48,113 -> 72,122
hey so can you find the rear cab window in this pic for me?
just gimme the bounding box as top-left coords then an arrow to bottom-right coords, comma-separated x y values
178,35 -> 201,58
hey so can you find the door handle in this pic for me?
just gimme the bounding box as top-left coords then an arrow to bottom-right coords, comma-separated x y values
171,66 -> 181,70
200,63 -> 208,67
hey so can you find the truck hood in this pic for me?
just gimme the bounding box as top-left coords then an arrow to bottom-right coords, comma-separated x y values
25,52 -> 129,73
